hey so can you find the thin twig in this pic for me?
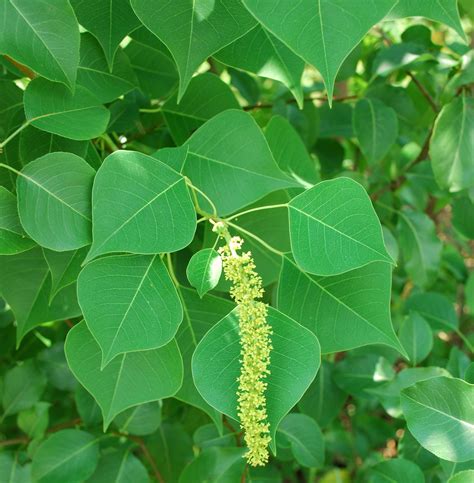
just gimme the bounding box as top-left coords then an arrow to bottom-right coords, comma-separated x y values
3,55 -> 36,79
407,72 -> 439,113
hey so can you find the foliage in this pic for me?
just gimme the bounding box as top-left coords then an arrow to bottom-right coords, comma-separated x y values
0,1 -> 473,482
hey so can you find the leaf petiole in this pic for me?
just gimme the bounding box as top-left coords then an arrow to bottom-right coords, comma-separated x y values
0,121 -> 30,151
225,203 -> 288,222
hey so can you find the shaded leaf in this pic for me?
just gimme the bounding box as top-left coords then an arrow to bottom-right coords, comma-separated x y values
65,321 -> 183,427
398,312 -> 433,365
87,450 -> 149,483
367,458 -> 424,483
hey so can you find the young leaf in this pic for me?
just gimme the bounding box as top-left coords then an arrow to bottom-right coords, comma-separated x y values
86,150 -> 196,262
242,0 -> 397,102
288,178 -> 393,276
278,258 -> 405,355
353,98 -> 398,164
215,24 -> 304,106
24,78 -> 110,141
65,321 -> 183,428
113,402 -> 162,436
16,153 -> 95,251
31,430 -> 100,483
70,0 -> 141,69
78,254 -> 183,367
0,0 -> 80,88
161,73 -> 240,145
405,292 -> 458,331
183,110 -> 297,216
430,95 -> 474,192
277,414 -> 325,468
2,359 -> 46,418
192,306 -> 321,451
186,249 -> 222,298
398,312 -> 433,365
0,453 -> 31,483
401,377 -> 474,462
130,0 -> 257,99
0,186 -> 36,255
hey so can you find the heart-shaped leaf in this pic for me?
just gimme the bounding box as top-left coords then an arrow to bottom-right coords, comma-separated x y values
78,254 -> 182,367
278,257 -> 405,355
289,177 -> 393,275
192,306 -> 320,451
242,0 -> 397,102
16,152 -> 95,251
86,150 -> 196,262
24,78 -> 110,141
65,321 -> 183,428
131,0 -> 256,99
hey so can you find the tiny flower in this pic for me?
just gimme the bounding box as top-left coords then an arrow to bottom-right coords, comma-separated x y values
219,236 -> 272,466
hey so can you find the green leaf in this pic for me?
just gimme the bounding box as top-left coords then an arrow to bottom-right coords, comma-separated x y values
124,27 -> 178,99
298,361 -> 346,428
38,343 -> 76,391
0,0 -> 80,87
277,414 -> 325,468
2,359 -> 46,418
17,401 -> 50,439
186,249 -> 222,298
183,110 -> 297,216
264,115 -> 319,186
215,24 -> 304,106
65,321 -> 183,427
401,377 -> 474,462
31,429 -> 100,483
389,0 -> 466,41
179,447 -> 246,483
192,306 -> 320,450
449,470 -> 474,483
70,0 -> 141,69
0,248 -> 81,345
0,80 -> 24,140
430,95 -> 474,192
367,458 -> 424,483
75,385 -> 101,427
405,292 -> 458,331
78,254 -> 182,367
16,153 -> 95,251
113,402 -> 161,436
353,98 -> 398,164
242,0 -> 396,102
397,210 -> 442,288
278,257 -> 404,354
0,453 -> 30,483
452,196 -> 474,239
43,247 -> 88,300
87,450 -> 149,483
162,73 -> 240,145
24,78 -> 110,141
289,178 -> 393,276
0,186 -> 36,255
77,33 -> 137,104
19,126 -> 88,165
398,312 -> 433,365
175,287 -> 234,429
86,150 -> 196,261
131,0 -> 257,100
372,367 -> 451,419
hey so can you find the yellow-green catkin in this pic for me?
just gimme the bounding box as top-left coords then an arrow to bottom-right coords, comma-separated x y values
218,235 -> 272,466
